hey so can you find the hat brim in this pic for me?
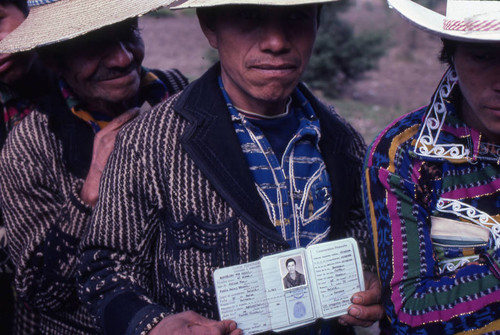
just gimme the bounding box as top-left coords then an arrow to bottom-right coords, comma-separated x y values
0,0 -> 174,53
389,0 -> 500,42
170,0 -> 337,10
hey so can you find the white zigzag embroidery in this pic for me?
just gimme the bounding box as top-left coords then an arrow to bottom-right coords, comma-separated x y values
414,68 -> 471,161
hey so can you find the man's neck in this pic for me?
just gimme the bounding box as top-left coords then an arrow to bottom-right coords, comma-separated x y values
232,96 -> 290,118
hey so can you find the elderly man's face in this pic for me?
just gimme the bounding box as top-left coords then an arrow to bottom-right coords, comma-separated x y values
454,42 -> 500,143
200,5 -> 318,114
56,18 -> 145,113
0,3 -> 36,85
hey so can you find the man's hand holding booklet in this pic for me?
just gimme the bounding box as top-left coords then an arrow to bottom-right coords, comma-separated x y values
213,238 -> 364,334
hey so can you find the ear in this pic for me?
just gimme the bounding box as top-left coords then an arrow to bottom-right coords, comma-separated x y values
197,9 -> 218,49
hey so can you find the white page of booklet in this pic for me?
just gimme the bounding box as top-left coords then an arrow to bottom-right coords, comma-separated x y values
306,238 -> 365,318
213,238 -> 364,335
213,261 -> 271,334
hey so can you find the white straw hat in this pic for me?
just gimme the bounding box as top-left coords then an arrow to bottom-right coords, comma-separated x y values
388,0 -> 500,42
0,0 -> 175,53
171,0 -> 337,10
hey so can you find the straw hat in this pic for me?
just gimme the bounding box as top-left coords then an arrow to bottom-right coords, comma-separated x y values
0,0 -> 175,53
171,0 -> 337,10
388,0 -> 500,42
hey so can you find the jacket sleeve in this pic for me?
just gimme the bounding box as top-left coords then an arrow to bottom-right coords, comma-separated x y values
363,136 -> 500,333
0,111 -> 93,311
78,107 -> 170,335
327,107 -> 375,273
343,121 -> 376,273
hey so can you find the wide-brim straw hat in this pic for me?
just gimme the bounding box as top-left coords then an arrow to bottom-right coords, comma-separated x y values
0,0 -> 175,53
171,0 -> 337,10
388,0 -> 500,42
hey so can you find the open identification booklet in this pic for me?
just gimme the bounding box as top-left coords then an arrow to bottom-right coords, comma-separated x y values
213,238 -> 364,334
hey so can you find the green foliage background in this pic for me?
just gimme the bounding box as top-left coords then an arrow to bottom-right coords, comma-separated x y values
303,1 -> 387,98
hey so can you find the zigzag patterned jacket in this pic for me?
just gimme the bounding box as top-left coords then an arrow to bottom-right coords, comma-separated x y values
79,64 -> 373,335
0,68 -> 188,334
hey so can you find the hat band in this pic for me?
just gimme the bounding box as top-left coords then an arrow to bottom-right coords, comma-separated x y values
444,19 -> 500,32
27,0 -> 61,8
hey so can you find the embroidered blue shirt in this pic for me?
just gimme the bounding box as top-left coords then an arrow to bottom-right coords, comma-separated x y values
219,76 -> 332,248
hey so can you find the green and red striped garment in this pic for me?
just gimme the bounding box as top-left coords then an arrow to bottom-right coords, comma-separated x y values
363,67 -> 500,334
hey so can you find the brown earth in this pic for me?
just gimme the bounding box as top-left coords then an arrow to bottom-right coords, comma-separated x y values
139,0 -> 448,141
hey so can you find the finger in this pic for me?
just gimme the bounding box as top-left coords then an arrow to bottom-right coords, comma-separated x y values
338,313 -> 375,328
107,107 -> 140,129
187,320 -> 238,335
213,320 -> 239,334
350,288 -> 381,306
344,303 -> 384,323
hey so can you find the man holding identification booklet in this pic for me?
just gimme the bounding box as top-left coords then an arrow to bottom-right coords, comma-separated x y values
78,0 -> 384,333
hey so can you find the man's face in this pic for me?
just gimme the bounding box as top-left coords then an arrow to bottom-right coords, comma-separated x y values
56,18 -> 145,113
200,5 -> 318,114
287,261 -> 296,274
0,3 -> 35,85
454,42 -> 500,143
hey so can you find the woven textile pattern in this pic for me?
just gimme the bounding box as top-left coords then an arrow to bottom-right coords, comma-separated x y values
363,70 -> 500,334
0,69 -> 188,334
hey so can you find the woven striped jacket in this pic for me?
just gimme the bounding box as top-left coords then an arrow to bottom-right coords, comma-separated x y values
0,68 -> 188,334
78,64 -> 372,335
363,68 -> 500,334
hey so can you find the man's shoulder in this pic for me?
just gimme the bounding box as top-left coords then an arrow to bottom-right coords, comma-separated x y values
365,106 -> 427,168
149,68 -> 189,94
120,92 -> 184,140
1,110 -> 53,161
297,82 -> 363,140
11,109 -> 49,134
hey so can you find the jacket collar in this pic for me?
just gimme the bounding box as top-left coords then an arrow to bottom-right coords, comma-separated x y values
414,67 -> 500,164
173,64 -> 358,246
173,64 -> 288,246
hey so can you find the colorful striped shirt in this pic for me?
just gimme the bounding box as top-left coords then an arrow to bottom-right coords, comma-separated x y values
363,67 -> 500,334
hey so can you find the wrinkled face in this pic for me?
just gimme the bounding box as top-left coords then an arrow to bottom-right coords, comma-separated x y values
56,18 -> 145,113
0,4 -> 35,84
454,42 -> 500,143
287,261 -> 296,274
199,5 -> 318,114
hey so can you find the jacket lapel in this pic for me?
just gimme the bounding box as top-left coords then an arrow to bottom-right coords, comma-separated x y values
173,65 -> 287,246
300,83 -> 358,238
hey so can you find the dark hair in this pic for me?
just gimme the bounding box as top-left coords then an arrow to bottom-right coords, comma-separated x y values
439,38 -> 457,66
285,258 -> 296,267
0,0 -> 29,16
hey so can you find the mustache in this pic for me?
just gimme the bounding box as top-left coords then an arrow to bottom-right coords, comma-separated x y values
246,56 -> 301,68
90,61 -> 139,81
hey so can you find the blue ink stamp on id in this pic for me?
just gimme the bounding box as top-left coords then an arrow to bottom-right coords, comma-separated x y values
294,301 -> 306,318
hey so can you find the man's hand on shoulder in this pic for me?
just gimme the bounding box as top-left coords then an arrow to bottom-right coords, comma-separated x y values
149,311 -> 242,335
80,108 -> 139,206
338,271 -> 384,328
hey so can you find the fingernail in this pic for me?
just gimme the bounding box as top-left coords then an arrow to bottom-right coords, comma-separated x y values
338,317 -> 347,326
229,321 -> 237,331
348,307 -> 361,317
351,295 -> 363,304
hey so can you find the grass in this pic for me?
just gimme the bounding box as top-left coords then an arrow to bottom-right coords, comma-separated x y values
329,98 -> 406,144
